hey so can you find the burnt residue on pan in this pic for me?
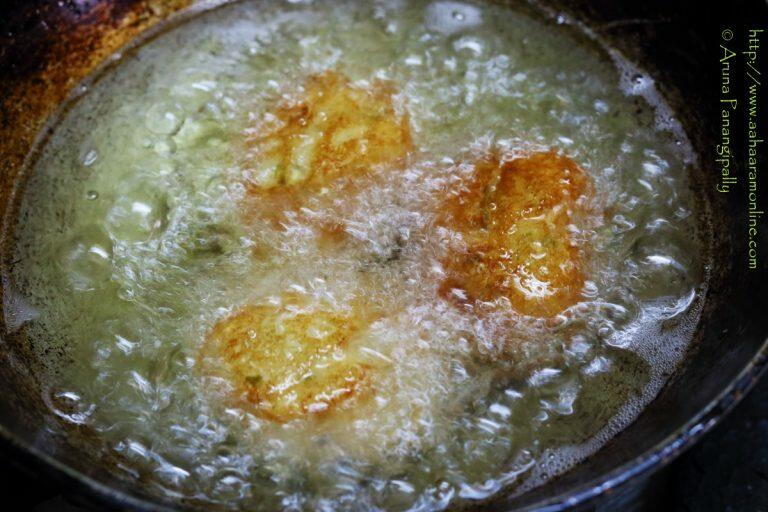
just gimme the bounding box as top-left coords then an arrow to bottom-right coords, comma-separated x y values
0,3 -> 192,332
0,0 -> 191,227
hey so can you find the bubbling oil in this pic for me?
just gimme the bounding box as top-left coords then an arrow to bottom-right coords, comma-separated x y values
7,0 -> 705,510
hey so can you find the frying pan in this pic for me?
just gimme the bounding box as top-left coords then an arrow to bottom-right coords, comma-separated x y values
0,0 -> 766,510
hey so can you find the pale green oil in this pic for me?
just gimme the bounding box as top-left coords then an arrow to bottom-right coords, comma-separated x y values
7,1 -> 704,510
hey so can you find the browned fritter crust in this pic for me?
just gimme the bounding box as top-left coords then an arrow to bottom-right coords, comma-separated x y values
199,298 -> 372,423
439,150 -> 590,318
241,70 -> 413,191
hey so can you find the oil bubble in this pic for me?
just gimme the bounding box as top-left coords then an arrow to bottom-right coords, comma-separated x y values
105,185 -> 170,242
59,225 -> 113,291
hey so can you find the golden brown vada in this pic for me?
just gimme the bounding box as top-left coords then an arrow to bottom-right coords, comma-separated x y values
199,296 -> 372,423
241,71 -> 413,191
439,150 -> 590,318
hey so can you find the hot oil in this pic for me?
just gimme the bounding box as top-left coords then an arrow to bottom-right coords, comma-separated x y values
6,0 -> 705,510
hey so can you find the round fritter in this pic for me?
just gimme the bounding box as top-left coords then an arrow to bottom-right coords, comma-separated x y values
199,298 -> 372,423
439,150 -> 591,318
241,71 -> 413,191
